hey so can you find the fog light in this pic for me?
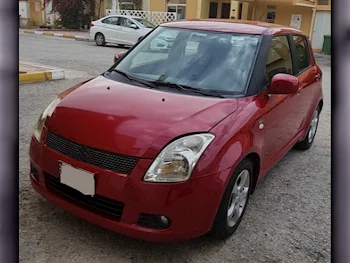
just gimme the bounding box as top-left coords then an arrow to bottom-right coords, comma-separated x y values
137,213 -> 171,229
159,215 -> 169,226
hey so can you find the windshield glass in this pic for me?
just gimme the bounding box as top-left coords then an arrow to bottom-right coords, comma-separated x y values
134,18 -> 155,28
111,26 -> 260,96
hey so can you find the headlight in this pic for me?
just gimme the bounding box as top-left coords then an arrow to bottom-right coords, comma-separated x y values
33,98 -> 61,142
143,133 -> 215,183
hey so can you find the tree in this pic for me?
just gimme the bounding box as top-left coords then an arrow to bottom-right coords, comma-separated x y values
44,0 -> 96,29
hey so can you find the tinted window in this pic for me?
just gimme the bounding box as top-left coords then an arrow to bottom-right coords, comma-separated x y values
292,35 -> 311,74
265,35 -> 293,83
118,17 -> 134,27
102,17 -> 119,25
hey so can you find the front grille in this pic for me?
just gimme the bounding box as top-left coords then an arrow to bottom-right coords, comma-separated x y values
45,173 -> 124,219
46,131 -> 138,174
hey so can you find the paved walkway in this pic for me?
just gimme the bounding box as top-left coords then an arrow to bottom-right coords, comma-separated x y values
19,62 -> 49,73
19,61 -> 65,84
20,29 -> 90,41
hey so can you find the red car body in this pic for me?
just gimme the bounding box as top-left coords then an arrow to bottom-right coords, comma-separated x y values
29,20 -> 323,242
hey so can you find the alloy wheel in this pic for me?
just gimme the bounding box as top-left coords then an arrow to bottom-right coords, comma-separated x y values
308,109 -> 319,143
227,169 -> 250,228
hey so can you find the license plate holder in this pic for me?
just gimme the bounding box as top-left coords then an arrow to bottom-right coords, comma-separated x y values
59,161 -> 95,196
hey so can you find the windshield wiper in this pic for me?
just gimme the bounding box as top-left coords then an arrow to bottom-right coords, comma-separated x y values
151,81 -> 226,98
109,69 -> 158,89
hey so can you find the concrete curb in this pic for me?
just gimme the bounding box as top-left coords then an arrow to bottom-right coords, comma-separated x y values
19,64 -> 65,84
23,30 -> 91,42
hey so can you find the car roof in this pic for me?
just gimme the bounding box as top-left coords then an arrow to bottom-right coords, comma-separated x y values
161,19 -> 303,36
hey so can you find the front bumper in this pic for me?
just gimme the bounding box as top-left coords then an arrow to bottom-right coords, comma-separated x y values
29,135 -> 229,242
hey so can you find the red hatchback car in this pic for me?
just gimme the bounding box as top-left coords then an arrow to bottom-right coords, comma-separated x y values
29,20 -> 323,242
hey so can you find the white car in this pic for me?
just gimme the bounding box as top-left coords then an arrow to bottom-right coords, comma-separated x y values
90,15 -> 155,47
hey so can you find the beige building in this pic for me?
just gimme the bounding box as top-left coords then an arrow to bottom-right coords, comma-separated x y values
139,0 -> 331,50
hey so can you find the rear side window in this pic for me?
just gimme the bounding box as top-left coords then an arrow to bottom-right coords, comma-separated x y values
292,35 -> 311,74
265,35 -> 293,83
102,17 -> 119,25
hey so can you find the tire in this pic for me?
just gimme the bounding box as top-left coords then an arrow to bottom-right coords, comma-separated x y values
210,159 -> 253,239
295,105 -> 320,150
95,33 -> 106,46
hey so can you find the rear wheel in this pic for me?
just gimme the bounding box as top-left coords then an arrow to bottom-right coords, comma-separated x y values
295,106 -> 320,150
95,33 -> 105,46
210,159 -> 253,239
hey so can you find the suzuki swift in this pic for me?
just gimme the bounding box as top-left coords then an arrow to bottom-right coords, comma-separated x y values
29,20 -> 323,242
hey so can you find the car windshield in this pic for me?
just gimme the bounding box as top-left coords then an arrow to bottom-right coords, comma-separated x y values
109,27 -> 261,97
134,18 -> 155,28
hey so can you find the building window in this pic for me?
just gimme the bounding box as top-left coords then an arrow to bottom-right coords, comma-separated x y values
120,0 -> 135,10
317,0 -> 329,5
266,5 -> 276,23
167,0 -> 186,20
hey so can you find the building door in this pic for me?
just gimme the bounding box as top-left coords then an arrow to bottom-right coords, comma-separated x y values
221,3 -> 230,18
312,11 -> 331,50
209,2 -> 218,18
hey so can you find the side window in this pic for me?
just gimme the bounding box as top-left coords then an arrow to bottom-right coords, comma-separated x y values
102,17 -> 119,25
265,35 -> 293,83
292,35 -> 311,74
118,17 -> 134,27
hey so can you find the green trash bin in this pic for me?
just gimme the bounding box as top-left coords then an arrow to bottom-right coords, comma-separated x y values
322,35 -> 331,55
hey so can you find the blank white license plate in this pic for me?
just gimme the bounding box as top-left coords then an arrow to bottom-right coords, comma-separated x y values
59,162 -> 95,196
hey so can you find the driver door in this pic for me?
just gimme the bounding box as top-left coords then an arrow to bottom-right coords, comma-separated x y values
117,17 -> 139,45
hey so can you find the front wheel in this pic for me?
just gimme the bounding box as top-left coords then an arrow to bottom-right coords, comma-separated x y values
295,106 -> 320,150
210,159 -> 253,239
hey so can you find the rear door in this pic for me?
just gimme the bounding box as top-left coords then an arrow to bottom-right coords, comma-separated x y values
262,35 -> 304,167
290,34 -> 321,136
100,16 -> 120,42
117,17 -> 140,45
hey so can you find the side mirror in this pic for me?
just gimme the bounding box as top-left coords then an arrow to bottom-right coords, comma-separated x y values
130,24 -> 138,29
114,51 -> 127,63
268,74 -> 299,94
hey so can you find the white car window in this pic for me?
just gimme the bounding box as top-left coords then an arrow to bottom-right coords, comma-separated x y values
102,16 -> 119,25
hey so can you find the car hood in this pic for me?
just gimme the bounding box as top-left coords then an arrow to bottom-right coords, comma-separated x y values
46,76 -> 238,158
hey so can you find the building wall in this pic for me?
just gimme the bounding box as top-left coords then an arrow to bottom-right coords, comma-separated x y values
254,2 -> 313,36
28,0 -> 44,25
150,0 -> 166,12
186,0 -> 198,19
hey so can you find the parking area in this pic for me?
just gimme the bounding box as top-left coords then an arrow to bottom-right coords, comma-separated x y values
19,32 -> 331,263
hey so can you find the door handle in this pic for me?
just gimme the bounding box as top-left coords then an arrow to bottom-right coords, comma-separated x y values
315,73 -> 321,81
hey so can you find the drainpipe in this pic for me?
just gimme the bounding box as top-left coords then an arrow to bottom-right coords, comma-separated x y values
309,6 -> 316,40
